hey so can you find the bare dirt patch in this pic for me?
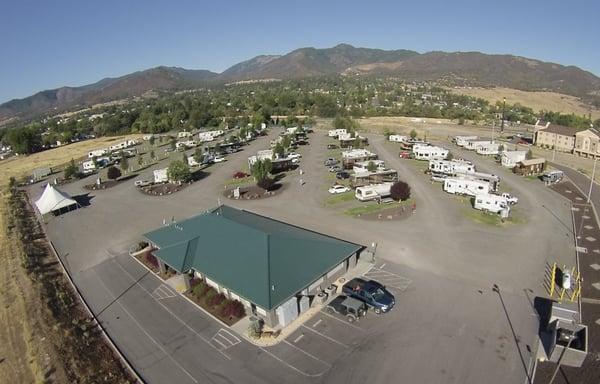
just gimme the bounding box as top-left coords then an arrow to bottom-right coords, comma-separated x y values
224,183 -> 285,200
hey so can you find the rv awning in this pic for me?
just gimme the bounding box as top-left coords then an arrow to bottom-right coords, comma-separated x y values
34,183 -> 78,215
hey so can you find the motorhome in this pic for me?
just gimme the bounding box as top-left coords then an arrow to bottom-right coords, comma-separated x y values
413,145 -> 449,161
474,193 -> 510,217
501,151 -> 527,167
328,129 -> 347,138
389,135 -> 408,143
342,149 -> 378,169
352,169 -> 398,188
542,170 -> 564,183
443,178 -> 491,196
88,149 -> 108,158
109,140 -> 137,152
454,136 -> 478,147
465,140 -> 492,151
153,168 -> 169,183
429,159 -> 475,180
475,142 -> 501,156
352,160 -> 386,173
355,182 -> 394,201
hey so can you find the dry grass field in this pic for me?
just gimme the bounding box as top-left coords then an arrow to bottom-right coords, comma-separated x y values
449,87 -> 600,119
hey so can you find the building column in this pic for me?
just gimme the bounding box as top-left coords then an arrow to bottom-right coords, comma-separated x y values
158,259 -> 166,274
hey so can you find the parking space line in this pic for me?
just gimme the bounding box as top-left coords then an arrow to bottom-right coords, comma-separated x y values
211,337 -> 228,349
93,274 -> 199,383
216,328 -> 240,346
301,325 -> 348,348
112,259 -> 232,360
259,347 -> 326,378
293,334 -> 304,343
379,263 -> 386,269
312,319 -> 322,328
320,310 -> 364,331
283,340 -> 332,367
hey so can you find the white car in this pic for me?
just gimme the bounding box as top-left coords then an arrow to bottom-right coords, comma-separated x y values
134,180 -> 152,187
213,156 -> 227,163
501,193 -> 518,205
328,185 -> 351,194
287,153 -> 302,160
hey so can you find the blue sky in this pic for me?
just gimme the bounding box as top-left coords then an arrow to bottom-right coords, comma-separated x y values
1,0 -> 599,104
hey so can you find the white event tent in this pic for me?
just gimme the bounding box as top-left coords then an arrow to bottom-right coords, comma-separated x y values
34,183 -> 79,215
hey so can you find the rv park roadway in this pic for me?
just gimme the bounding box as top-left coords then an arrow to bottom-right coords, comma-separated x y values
28,128 -> 577,384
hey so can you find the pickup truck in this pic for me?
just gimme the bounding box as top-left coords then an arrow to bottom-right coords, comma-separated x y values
342,278 -> 395,314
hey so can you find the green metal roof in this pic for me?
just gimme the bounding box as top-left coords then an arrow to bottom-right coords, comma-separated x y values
143,205 -> 363,310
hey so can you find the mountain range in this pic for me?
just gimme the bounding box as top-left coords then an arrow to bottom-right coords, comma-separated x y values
2,43 -> 599,122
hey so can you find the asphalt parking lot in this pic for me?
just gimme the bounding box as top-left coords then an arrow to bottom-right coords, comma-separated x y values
30,128 -> 579,384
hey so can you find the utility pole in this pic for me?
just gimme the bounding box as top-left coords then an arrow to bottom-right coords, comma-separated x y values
492,120 -> 495,142
501,97 -> 506,133
552,133 -> 557,162
588,157 -> 597,203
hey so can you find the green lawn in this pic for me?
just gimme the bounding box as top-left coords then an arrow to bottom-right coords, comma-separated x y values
345,199 -> 412,217
224,176 -> 253,188
462,205 -> 526,226
324,191 -> 355,206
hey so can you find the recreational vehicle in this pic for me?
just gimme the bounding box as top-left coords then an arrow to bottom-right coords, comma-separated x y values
82,157 -> 110,174
475,142 -> 501,156
109,140 -> 137,152
352,160 -> 386,173
454,136 -> 478,147
400,139 -> 428,150
88,149 -> 108,158
153,168 -> 169,184
474,193 -> 510,216
352,169 -> 399,188
342,149 -> 378,169
443,178 -> 491,196
465,140 -> 492,151
542,170 -> 564,183
328,129 -> 347,138
453,171 -> 500,192
354,182 -> 394,201
413,145 -> 449,161
177,131 -> 192,138
429,159 -> 475,181
389,135 -> 408,143
501,151 -> 527,167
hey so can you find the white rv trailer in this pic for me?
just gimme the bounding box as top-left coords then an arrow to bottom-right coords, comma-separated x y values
248,149 -> 275,167
389,135 -> 408,143
501,151 -> 527,167
443,177 -> 491,196
454,136 -> 478,147
177,131 -> 192,138
328,129 -> 347,138
88,149 -> 108,158
413,145 -> 449,161
109,140 -> 137,152
342,148 -> 377,160
153,168 -> 169,183
475,142 -> 501,155
354,182 -> 394,201
82,157 -> 110,174
452,171 -> 500,192
429,160 -> 475,181
176,140 -> 198,149
474,193 -> 510,216
465,140 -> 493,151
352,160 -> 386,173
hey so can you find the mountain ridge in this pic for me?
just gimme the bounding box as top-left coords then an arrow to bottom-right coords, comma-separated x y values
2,44 -> 599,122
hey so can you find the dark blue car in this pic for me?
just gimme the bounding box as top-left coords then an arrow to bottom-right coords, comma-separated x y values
342,278 -> 395,314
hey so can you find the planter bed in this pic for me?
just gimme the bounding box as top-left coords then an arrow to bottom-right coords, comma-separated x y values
185,279 -> 245,326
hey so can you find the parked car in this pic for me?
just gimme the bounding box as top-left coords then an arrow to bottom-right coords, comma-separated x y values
233,171 -> 249,179
327,144 -> 338,149
501,193 -> 518,205
326,295 -> 367,322
399,151 -> 411,159
542,170 -> 564,183
287,153 -> 302,160
329,165 -> 342,173
328,185 -> 351,194
213,156 -> 227,163
324,158 -> 339,166
134,180 -> 152,187
342,278 -> 395,314
336,171 -> 350,180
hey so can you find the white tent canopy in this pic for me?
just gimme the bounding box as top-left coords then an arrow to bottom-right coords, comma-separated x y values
35,183 -> 78,215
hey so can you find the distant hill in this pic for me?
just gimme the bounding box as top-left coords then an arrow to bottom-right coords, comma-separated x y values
2,44 -> 599,123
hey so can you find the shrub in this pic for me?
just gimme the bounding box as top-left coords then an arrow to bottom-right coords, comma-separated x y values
257,177 -> 274,191
204,287 -> 217,302
208,293 -> 226,307
191,280 -> 208,297
145,253 -> 159,269
221,300 -> 246,318
390,180 -> 411,201
106,166 -> 121,180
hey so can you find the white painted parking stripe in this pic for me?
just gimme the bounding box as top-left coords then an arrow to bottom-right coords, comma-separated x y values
216,329 -> 240,345
301,325 -> 348,348
293,334 -> 304,343
379,263 -> 386,269
312,319 -> 322,328
283,340 -> 332,367
259,347 -> 326,378
211,337 -> 228,349
320,311 -> 364,331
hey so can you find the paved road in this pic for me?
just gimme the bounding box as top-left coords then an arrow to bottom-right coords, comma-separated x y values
27,129 -> 577,384
549,162 -> 600,220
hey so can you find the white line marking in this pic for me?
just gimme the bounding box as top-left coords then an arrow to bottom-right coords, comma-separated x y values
113,260 -> 232,360
93,274 -> 198,383
301,325 -> 348,348
312,319 -> 322,328
211,337 -> 228,349
320,310 -> 364,331
293,334 -> 304,343
216,329 -> 240,345
259,347 -> 325,378
283,340 -> 332,367
379,263 -> 386,269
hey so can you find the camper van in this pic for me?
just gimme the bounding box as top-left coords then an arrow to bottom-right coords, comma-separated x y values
355,183 -> 393,201
413,145 -> 449,161
474,193 -> 510,215
542,170 -> 564,183
443,178 -> 491,196
454,136 -> 478,147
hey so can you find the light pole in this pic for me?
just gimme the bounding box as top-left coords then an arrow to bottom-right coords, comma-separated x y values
588,157 -> 597,203
501,97 -> 506,133
552,133 -> 557,162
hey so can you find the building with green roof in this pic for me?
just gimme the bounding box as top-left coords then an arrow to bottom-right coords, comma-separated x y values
143,205 -> 364,327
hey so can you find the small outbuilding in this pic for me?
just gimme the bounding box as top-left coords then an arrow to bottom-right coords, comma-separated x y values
513,158 -> 546,176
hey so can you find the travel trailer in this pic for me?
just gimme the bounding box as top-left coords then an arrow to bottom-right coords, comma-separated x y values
352,169 -> 399,188
464,140 -> 492,151
342,149 -> 378,169
454,136 -> 478,147
474,193 -> 510,217
389,135 -> 408,143
328,129 -> 347,138
453,171 -> 500,192
352,160 -> 386,173
475,142 -> 501,156
109,140 -> 137,152
501,151 -> 527,167
354,182 -> 394,201
88,149 -> 108,158
443,178 -> 491,196
82,157 -> 110,174
413,145 -> 449,161
177,131 -> 192,138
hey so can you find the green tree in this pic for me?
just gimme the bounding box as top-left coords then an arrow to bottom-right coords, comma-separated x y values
106,166 -> 121,180
273,142 -> 285,159
136,154 -> 143,167
149,136 -> 155,146
390,180 -> 411,201
367,161 -> 377,172
167,160 -> 191,183
63,159 -> 79,180
170,137 -> 177,151
120,154 -> 129,172
193,147 -> 203,164
409,129 -> 418,140
150,150 -> 155,160
251,159 -> 272,184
